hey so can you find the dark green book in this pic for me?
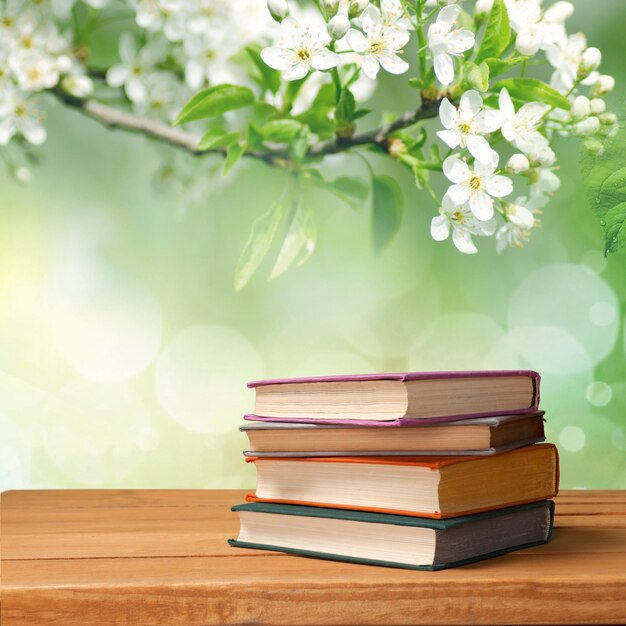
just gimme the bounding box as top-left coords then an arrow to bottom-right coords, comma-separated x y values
229,500 -> 554,571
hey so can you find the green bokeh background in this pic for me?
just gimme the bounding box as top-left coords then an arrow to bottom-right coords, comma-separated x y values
1,1 -> 624,492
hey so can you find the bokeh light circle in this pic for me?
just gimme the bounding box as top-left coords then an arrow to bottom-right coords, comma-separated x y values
409,313 -> 507,371
585,381 -> 613,407
508,263 -> 619,367
155,325 -> 264,433
43,379 -> 159,484
290,351 -> 377,377
559,425 -> 586,452
51,272 -> 162,382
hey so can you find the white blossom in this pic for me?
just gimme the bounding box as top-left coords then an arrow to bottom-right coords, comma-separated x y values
9,50 -> 59,91
135,0 -> 186,42
527,144 -> 556,167
428,5 -> 474,86
496,199 -> 537,253
499,88 -> 549,154
578,46 -> 601,78
346,5 -> 409,79
431,191 -> 496,254
443,151 -> 513,221
261,17 -> 339,81
61,74 -> 93,97
106,35 -> 166,103
0,87 -> 47,146
547,33 -> 593,91
182,33 -> 241,89
437,91 -> 501,165
475,0 -> 494,16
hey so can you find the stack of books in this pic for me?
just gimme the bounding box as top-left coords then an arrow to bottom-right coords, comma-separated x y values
229,370 -> 559,571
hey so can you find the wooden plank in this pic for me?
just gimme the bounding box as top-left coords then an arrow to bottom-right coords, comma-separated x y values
3,553 -> 626,625
2,490 -> 626,626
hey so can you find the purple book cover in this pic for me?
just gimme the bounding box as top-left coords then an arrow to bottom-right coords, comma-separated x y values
246,370 -> 541,426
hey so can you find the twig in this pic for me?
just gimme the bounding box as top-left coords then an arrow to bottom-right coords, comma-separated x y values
52,89 -> 441,163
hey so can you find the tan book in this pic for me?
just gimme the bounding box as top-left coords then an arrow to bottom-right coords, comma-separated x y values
247,370 -> 540,424
241,412 -> 545,456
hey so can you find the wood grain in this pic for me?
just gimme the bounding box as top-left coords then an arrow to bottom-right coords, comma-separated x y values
1,489 -> 625,625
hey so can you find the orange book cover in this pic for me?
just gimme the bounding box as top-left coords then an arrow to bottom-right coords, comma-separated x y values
245,443 -> 560,519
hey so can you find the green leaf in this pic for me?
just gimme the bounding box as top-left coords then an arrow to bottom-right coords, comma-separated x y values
493,78 -> 572,110
326,176 -> 370,212
484,56 -> 524,78
464,61 -> 490,92
174,84 -> 255,125
476,0 -> 511,63
270,198 -> 317,279
197,128 -> 239,151
581,122 -> 626,254
234,200 -> 286,290
223,141 -> 245,175
261,119 -> 304,142
245,46 -> 281,94
371,175 -> 403,254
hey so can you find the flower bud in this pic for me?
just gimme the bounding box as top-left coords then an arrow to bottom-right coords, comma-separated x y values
571,95 -> 590,119
327,14 -> 350,39
324,0 -> 339,16
267,0 -> 289,22
515,26 -> 542,56
348,0 -> 369,18
592,74 -> 615,96
578,47 -> 601,78
528,145 -> 556,167
506,153 -> 530,174
543,1 -> 574,23
62,74 -> 94,97
12,165 -> 32,184
474,0 -> 494,15
55,55 -> 73,73
589,98 -> 606,114
599,112 -> 618,126
574,116 -> 600,136
583,138 -> 604,155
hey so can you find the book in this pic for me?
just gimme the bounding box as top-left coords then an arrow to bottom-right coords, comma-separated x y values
241,411 -> 545,457
229,500 -> 555,571
247,370 -> 540,424
245,443 -> 559,519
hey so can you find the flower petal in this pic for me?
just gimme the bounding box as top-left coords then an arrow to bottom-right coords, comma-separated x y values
279,17 -> 302,50
443,156 -> 470,183
378,51 -> 409,75
20,118 -> 47,145
466,134 -> 493,165
475,108 -> 502,133
447,29 -> 475,54
346,29 -> 368,53
360,55 -> 380,79
439,98 -> 457,129
447,183 -> 470,206
0,118 -> 16,145
437,4 -> 461,24
431,215 -> 451,241
434,52 -> 454,85
386,26 -> 410,49
485,174 -> 513,198
437,129 -> 461,149
311,49 -> 339,70
459,90 -> 482,119
469,191 -> 494,221
283,61 -> 309,81
260,46 -> 290,71
452,228 -> 478,254
106,64 -> 129,87
498,88 -> 515,118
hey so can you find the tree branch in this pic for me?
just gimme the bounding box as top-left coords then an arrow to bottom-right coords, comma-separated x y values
52,89 -> 441,163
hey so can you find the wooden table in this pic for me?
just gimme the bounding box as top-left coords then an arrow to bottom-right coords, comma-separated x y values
1,490 -> 625,625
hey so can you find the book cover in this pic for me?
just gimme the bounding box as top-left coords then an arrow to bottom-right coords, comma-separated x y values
229,500 -> 555,571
